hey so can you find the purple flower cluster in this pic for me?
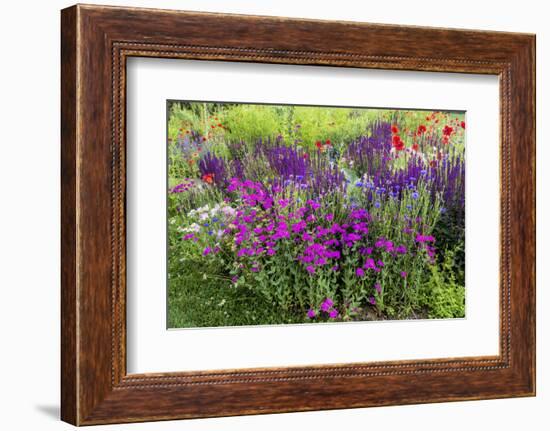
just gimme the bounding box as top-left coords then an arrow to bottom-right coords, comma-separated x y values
169,179 -> 194,194
307,298 -> 339,320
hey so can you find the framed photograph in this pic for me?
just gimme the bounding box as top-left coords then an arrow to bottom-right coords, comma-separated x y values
61,4 -> 536,425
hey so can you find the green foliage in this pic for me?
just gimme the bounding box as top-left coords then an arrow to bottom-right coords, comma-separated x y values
419,246 -> 466,319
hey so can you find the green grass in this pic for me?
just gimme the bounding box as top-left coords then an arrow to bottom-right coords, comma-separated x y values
167,259 -> 305,328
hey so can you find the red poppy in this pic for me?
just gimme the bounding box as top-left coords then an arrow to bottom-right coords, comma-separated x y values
392,136 -> 405,151
217,123 -> 222,127
461,121 -> 466,129
315,140 -> 322,149
443,125 -> 454,136
202,173 -> 214,184
442,136 -> 449,145
412,143 -> 419,152
211,125 -> 216,129
303,153 -> 309,159
391,125 -> 399,134
417,125 -> 427,135
202,137 -> 206,142
325,139 -> 331,146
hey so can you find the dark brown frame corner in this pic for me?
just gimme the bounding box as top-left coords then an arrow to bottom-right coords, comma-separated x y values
61,4 -> 536,426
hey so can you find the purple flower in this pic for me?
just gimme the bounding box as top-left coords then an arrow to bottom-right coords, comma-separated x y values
325,213 -> 334,221
329,309 -> 339,319
375,238 -> 386,248
231,276 -> 239,284
400,271 -> 407,278
396,244 -> 407,254
416,234 -> 436,243
374,283 -> 381,293
292,220 -> 307,233
364,258 -> 376,270
307,199 -> 321,210
306,265 -> 315,275
356,268 -> 365,277
307,309 -> 316,319
368,296 -> 376,305
183,233 -> 195,240
320,298 -> 334,312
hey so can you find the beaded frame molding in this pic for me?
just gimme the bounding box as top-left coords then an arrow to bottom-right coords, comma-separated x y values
61,4 -> 535,426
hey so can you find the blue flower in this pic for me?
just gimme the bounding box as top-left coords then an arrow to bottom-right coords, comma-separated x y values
374,201 -> 381,208
207,230 -> 213,236
355,181 -> 364,187
212,217 -> 219,223
203,222 -> 210,227
412,192 -> 419,200
420,169 -> 427,175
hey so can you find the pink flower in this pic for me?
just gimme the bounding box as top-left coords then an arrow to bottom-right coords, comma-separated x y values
400,271 -> 407,278
329,309 -> 339,318
356,268 -> 365,277
307,309 -> 316,319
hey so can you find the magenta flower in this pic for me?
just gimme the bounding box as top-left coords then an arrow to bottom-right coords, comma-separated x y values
396,244 -> 407,254
183,233 -> 195,240
400,271 -> 407,278
368,296 -> 376,305
320,298 -> 334,312
278,199 -> 290,208
302,232 -> 313,242
364,258 -> 376,270
306,265 -> 315,275
325,213 -> 334,221
202,247 -> 212,256
329,308 -> 339,318
356,268 -> 365,277
374,283 -> 382,293
307,308 -> 316,319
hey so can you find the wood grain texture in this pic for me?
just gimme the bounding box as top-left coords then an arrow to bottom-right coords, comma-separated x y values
60,4 -> 536,425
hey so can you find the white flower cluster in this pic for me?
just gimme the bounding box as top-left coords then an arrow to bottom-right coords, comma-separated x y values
178,202 -> 237,236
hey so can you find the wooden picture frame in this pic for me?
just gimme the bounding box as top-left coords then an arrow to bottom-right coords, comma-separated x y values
61,4 -> 536,425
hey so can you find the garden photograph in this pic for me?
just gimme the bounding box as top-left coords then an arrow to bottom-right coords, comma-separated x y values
167,101 -> 466,328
